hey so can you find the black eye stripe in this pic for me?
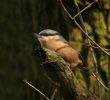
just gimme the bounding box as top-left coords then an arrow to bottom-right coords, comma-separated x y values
40,33 -> 59,36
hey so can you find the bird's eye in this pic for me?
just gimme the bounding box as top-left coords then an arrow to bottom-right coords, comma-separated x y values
40,33 -> 49,36
40,33 -> 58,36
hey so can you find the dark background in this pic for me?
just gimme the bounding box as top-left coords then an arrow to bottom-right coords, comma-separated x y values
0,0 -> 110,100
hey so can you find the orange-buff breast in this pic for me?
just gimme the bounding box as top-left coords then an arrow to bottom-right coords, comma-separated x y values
45,39 -> 79,64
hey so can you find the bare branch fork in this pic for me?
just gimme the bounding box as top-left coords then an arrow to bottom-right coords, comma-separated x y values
59,0 -> 110,56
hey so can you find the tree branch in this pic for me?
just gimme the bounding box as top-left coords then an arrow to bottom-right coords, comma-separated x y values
33,47 -> 86,100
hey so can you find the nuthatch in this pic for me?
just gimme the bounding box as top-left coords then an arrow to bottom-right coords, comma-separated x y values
34,29 -> 82,69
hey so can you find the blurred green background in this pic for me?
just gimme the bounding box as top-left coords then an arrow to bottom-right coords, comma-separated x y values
0,0 -> 110,100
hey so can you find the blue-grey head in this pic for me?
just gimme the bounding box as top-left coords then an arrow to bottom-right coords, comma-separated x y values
34,29 -> 67,46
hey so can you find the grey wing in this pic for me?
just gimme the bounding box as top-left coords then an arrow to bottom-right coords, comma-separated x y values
59,35 -> 69,44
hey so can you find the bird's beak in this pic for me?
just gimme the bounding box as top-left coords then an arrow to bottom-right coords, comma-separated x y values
33,33 -> 40,38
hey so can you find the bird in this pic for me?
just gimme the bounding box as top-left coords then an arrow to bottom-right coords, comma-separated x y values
34,29 -> 83,69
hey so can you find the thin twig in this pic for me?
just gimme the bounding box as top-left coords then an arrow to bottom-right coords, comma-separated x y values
80,66 -> 109,90
23,80 -> 50,100
82,43 -> 110,51
50,88 -> 57,100
72,1 -> 95,20
82,44 -> 99,48
60,0 -> 73,19
91,73 -> 109,91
